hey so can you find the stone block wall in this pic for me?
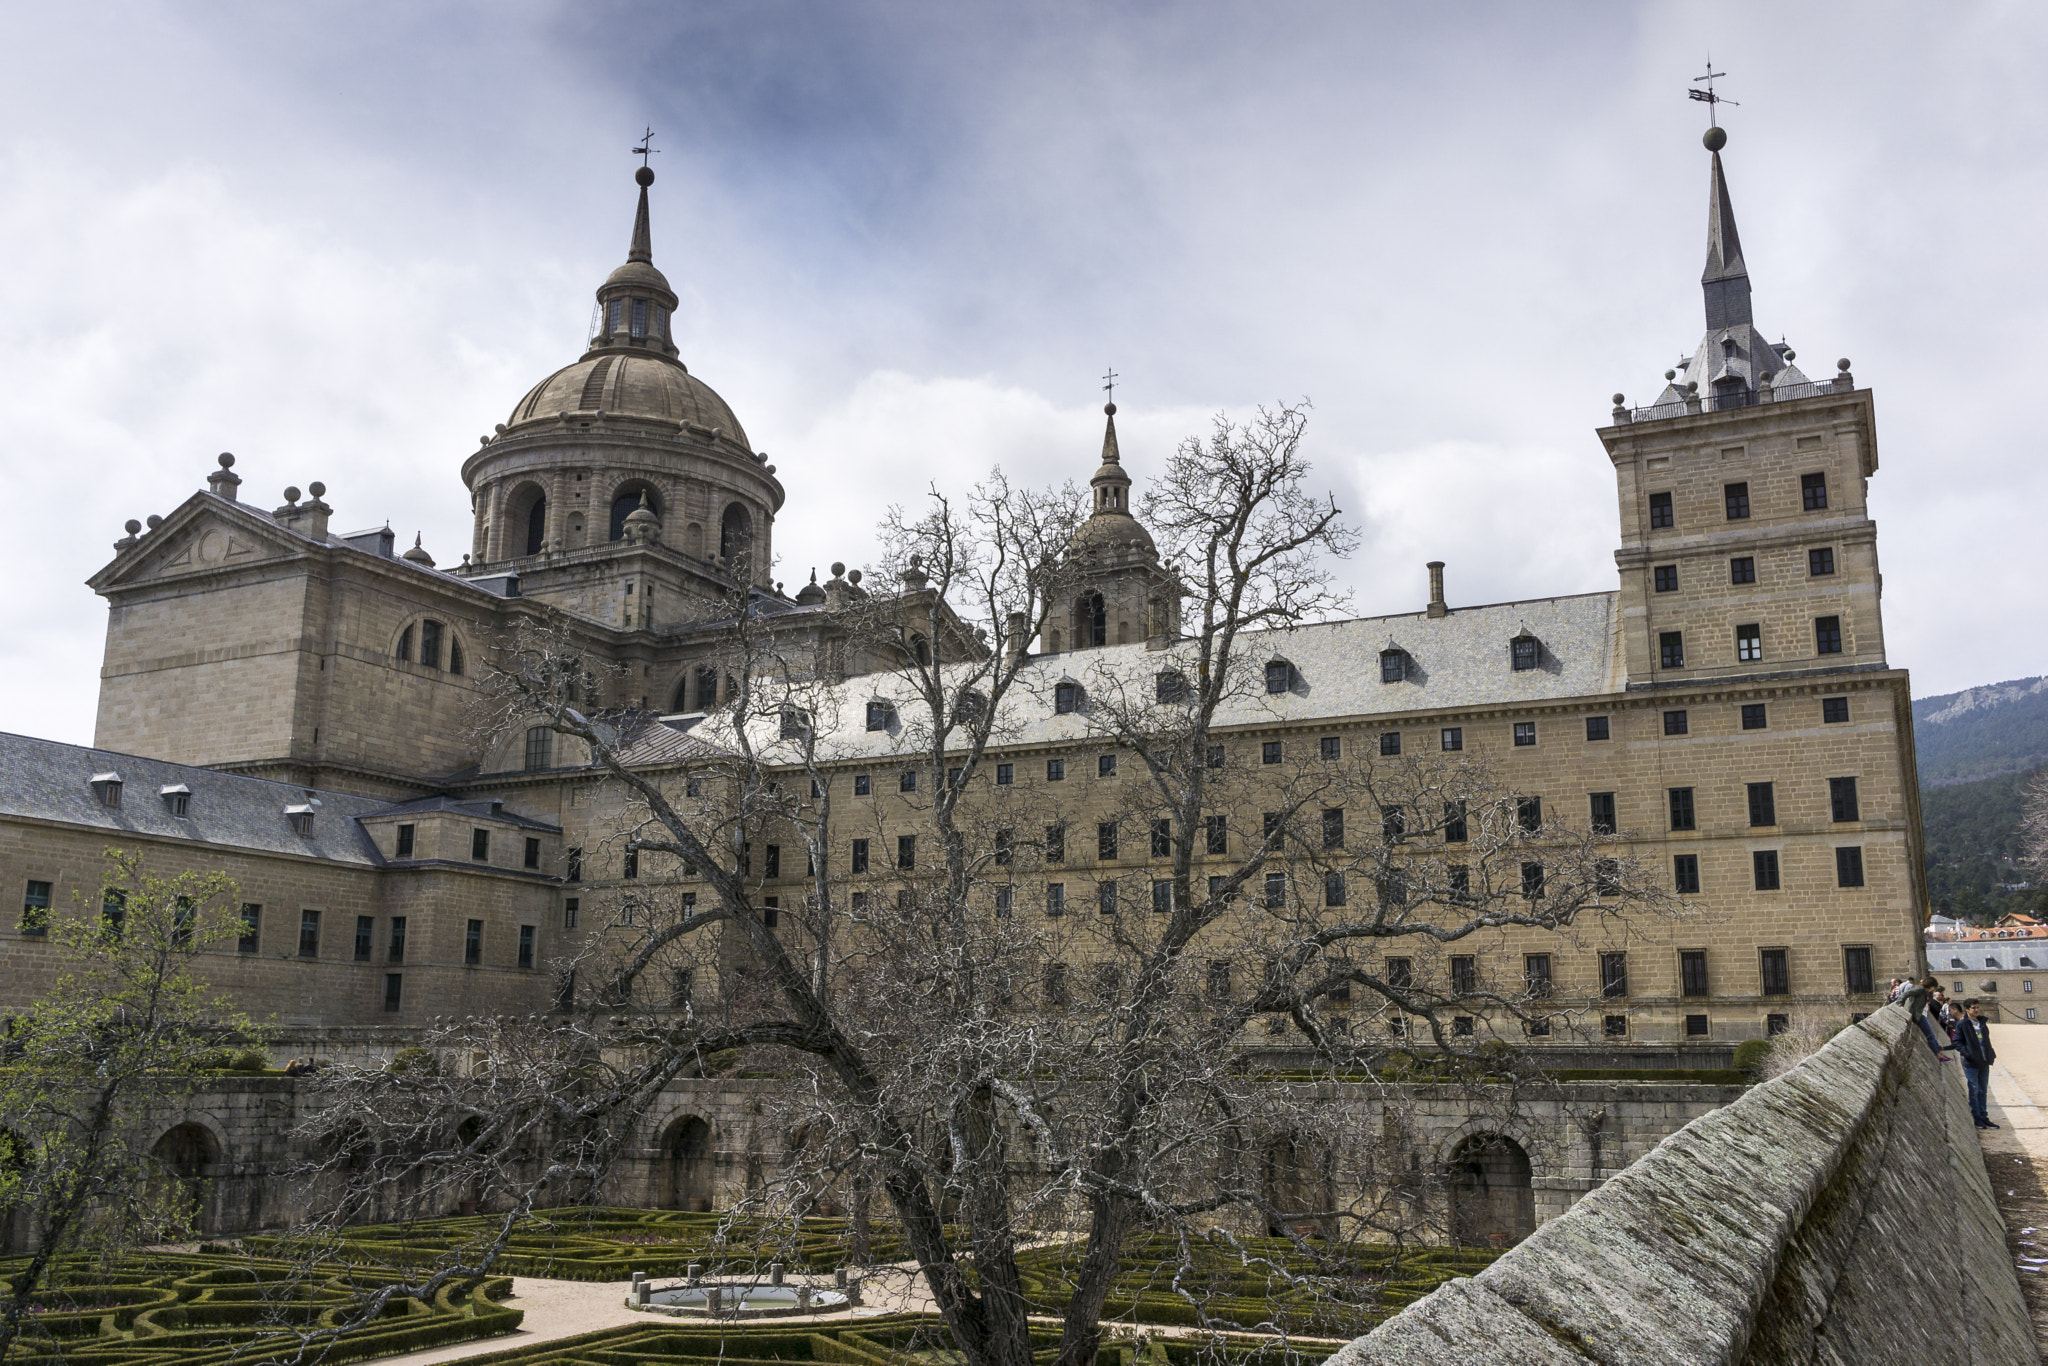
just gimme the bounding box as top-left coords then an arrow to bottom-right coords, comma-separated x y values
1330,1004 -> 2035,1365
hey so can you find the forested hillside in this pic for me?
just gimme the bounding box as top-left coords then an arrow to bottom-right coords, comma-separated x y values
1912,675 -> 2047,921
1912,675 -> 2048,785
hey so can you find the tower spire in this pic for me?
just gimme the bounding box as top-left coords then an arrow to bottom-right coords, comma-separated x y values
628,127 -> 658,264
1701,129 -> 1751,329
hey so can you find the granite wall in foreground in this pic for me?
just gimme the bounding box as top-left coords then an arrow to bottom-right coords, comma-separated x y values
1331,1004 -> 2034,1366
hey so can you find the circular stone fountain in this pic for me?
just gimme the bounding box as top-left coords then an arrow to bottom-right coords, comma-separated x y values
635,1280 -> 851,1319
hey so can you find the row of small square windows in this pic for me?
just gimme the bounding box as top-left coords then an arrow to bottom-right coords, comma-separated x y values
1653,548 -> 1836,593
1646,473 -> 1830,530
1654,617 -> 1845,671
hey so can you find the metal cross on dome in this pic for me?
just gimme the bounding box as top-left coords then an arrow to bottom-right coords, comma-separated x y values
1688,62 -> 1738,125
632,127 -> 659,167
1102,367 -> 1118,404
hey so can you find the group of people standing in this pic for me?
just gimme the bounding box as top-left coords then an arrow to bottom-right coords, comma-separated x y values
1893,976 -> 2001,1129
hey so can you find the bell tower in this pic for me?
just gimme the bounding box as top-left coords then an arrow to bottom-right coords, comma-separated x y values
1047,399 -> 1181,653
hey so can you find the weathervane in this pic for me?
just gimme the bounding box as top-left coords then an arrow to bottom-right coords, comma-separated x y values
632,126 -> 660,168
1688,61 -> 1738,128
1101,366 -> 1119,408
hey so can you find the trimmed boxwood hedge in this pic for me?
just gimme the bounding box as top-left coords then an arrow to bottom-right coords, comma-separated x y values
246,1207 -> 922,1283
0,1250 -> 518,1364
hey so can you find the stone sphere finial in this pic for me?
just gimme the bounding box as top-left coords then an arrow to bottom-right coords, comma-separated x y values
283,486 -> 301,504
1104,401 -> 1117,416
1837,357 -> 1852,372
217,452 -> 235,469
830,561 -> 846,577
125,519 -> 142,535
146,515 -> 162,530
1664,369 -> 1677,381
635,165 -> 655,187
848,569 -> 862,586
1703,125 -> 1727,152
308,481 -> 326,499
1611,393 -> 1625,406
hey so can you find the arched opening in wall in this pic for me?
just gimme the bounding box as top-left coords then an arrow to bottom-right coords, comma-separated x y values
1078,593 -> 1106,648
663,1115 -> 713,1211
719,503 -> 753,567
1447,1133 -> 1534,1249
151,1123 -> 221,1235
685,522 -> 703,557
609,481 -> 663,541
505,482 -> 548,558
0,1127 -> 30,1255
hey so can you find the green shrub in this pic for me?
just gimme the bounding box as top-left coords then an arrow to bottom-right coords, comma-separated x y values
387,1046 -> 440,1076
228,1048 -> 269,1072
1731,1039 -> 1772,1076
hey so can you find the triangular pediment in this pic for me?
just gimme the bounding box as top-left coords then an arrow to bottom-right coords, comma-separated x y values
90,495 -> 310,592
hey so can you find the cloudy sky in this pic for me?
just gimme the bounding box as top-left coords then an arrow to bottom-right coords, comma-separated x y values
2,2 -> 2043,744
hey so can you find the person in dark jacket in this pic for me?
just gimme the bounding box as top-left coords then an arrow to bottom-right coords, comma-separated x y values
1898,976 -> 1951,1058
1955,999 -> 1999,1129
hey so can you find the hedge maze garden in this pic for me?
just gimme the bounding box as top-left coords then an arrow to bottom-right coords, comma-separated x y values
0,1249 -> 517,1364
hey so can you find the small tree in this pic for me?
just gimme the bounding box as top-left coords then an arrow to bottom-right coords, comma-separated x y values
0,850 -> 256,1359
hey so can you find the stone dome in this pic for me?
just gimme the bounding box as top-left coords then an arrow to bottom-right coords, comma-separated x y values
504,355 -> 750,450
1070,511 -> 1156,555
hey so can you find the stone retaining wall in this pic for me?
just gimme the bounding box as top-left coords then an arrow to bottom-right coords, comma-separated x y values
1331,1004 -> 2034,1365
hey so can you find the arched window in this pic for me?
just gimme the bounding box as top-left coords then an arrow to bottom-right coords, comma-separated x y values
1081,593 -> 1107,647
910,634 -> 931,666
720,503 -> 753,563
525,495 -> 547,556
419,620 -> 444,670
395,626 -> 412,664
609,483 -> 662,541
449,640 -> 465,676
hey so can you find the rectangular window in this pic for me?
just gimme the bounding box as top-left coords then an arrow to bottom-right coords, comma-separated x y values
1525,954 -> 1553,998
354,915 -> 374,962
1320,735 -> 1342,761
1669,787 -> 1696,831
384,973 -> 403,1013
1585,716 -> 1609,741
1044,824 -> 1065,863
1653,564 -> 1679,593
1207,744 -> 1225,769
518,924 -> 535,969
1660,632 -> 1685,669
1441,726 -> 1464,751
1384,956 -> 1413,989
854,773 -> 872,796
1261,741 -> 1283,765
524,837 -> 541,869
1736,624 -> 1762,663
1685,1014 -> 1710,1038
1206,960 -> 1232,999
523,726 -> 553,771
1151,880 -> 1173,913
1380,651 -> 1405,683
562,898 -> 578,930
1649,491 -> 1674,528
1055,681 -> 1079,714
623,849 -> 638,879
1206,815 -> 1227,855
991,885 -> 1012,918
298,909 -> 320,958
1601,952 -> 1628,998
1844,946 -> 1874,995
1809,547 -> 1836,576
21,880 -> 51,935
1801,472 -> 1828,511
1151,819 -> 1171,858
1724,482 -> 1750,520
1097,821 -> 1119,861
1815,615 -> 1843,655
1451,956 -> 1477,994
1836,846 -> 1866,888
900,769 -> 918,792
1748,782 -> 1776,827
1263,811 -> 1282,840
1095,754 -> 1117,780
1043,961 -> 1069,1005
1443,800 -> 1468,843
865,700 -> 891,731
765,844 -> 782,878
1324,871 -> 1346,907
1521,862 -> 1545,898
1513,721 -> 1536,747
1830,777 -> 1860,822
1753,850 -> 1782,891
1664,709 -> 1688,736
1265,660 -> 1292,693
996,762 -> 1014,785
1589,792 -> 1616,834
1741,703 -> 1767,730
1511,638 -> 1540,671
1822,696 -> 1849,723
1046,758 -> 1065,782
897,835 -> 916,869
465,919 -> 483,964
1517,796 -> 1542,832
1322,807 -> 1346,849
1604,1014 -> 1629,1038
396,823 -> 415,858
1730,556 -> 1756,585
1046,883 -> 1066,917
419,619 -> 442,669
471,828 -> 490,862
238,904 -> 261,953
762,898 -> 779,928
1263,871 -> 1286,907
1377,731 -> 1402,758
1454,1015 -> 1476,1036
851,838 -> 870,874
1760,948 -> 1790,996
1680,950 -> 1709,997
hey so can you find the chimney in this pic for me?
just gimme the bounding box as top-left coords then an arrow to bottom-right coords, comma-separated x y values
1426,561 -> 1448,618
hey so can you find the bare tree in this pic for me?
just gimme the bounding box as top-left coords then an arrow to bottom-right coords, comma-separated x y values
297,405 -> 1688,1366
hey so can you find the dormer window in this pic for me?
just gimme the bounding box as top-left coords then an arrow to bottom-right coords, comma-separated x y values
779,707 -> 812,740
1054,681 -> 1081,715
865,700 -> 894,732
1379,649 -> 1407,684
953,689 -> 986,725
1509,636 -> 1540,671
90,772 -> 122,807
1264,660 -> 1293,694
1155,669 -> 1189,704
160,784 -> 191,818
286,804 -> 316,836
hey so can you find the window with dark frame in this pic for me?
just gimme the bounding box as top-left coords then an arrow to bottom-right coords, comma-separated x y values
1155,670 -> 1189,703
1730,556 -> 1756,585
763,898 -> 780,928
1443,800 -> 1468,843
1589,792 -> 1616,834
1844,946 -> 1874,995
21,880 -> 50,935
1815,615 -> 1843,654
523,726 -> 553,771
1386,957 -> 1413,988
1741,703 -> 1767,730
1380,651 -> 1405,683
1801,472 -> 1828,510
1207,744 -> 1225,769
994,885 -> 1013,917
1724,482 -> 1750,520
1320,735 -> 1341,761
1044,961 -> 1069,1004
465,919 -> 483,964
471,828 -> 490,862
1264,871 -> 1286,907
1045,823 -> 1066,863
353,915 -> 373,962
1600,952 -> 1628,998
1097,821 -> 1119,861
855,774 -> 872,796
1809,547 -> 1836,576
1753,850 -> 1782,891
765,845 -> 781,878
1097,754 -> 1116,778
1055,681 -> 1080,714
396,823 -> 415,858
1521,862 -> 1545,899
1324,871 -> 1346,907
384,974 -> 403,1013
1664,710 -> 1688,736
524,837 -> 541,869
1653,564 -> 1679,593
1322,807 -> 1346,849
1586,716 -> 1610,741
1451,956 -> 1477,995
238,904 -> 261,953
1836,846 -> 1866,888
1513,722 -> 1536,747
1524,954 -> 1553,997
1379,731 -> 1401,756
1604,1015 -> 1629,1037
1150,820 -> 1171,858
1760,948 -> 1790,996
623,848 -> 638,879
1668,787 -> 1696,831
1830,777 -> 1861,823
898,835 -> 916,869
1680,950 -> 1709,997
1660,632 -> 1685,669
1442,726 -> 1463,751
562,898 -> 579,929
518,924 -> 535,969
1649,491 -> 1674,528
1206,815 -> 1227,855
298,909 -> 320,958
1736,624 -> 1763,662
1043,758 -> 1068,783
1823,696 -> 1849,723
900,769 -> 918,792
996,762 -> 1014,785
1261,741 -> 1282,765
1381,805 -> 1406,841
852,838 -> 870,873
1265,660 -> 1292,693
1510,637 -> 1540,671
389,915 -> 407,962
1045,883 -> 1066,917
866,700 -> 892,731
1517,796 -> 1542,832
1686,1014 -> 1710,1037
1748,782 -> 1776,827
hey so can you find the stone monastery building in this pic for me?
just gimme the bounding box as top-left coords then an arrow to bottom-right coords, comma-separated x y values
0,132 -> 1928,1049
